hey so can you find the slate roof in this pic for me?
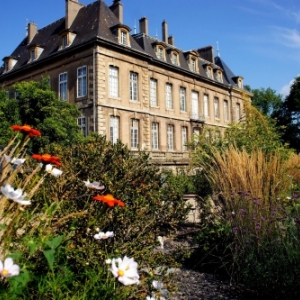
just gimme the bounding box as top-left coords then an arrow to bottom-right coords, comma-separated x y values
0,0 -> 244,90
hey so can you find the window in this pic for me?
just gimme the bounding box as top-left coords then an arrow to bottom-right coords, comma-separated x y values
193,128 -> 200,143
4,61 -> 8,72
171,52 -> 179,65
130,119 -> 139,149
167,124 -> 174,150
191,91 -> 199,119
206,66 -> 213,79
238,78 -> 244,89
110,116 -> 119,144
152,122 -> 159,150
77,116 -> 87,136
181,126 -> 188,151
180,87 -> 186,111
62,35 -> 68,49
224,100 -> 229,122
130,72 -> 138,101
156,46 -> 164,60
190,58 -> 196,72
59,72 -> 68,101
216,71 -> 223,82
30,50 -> 35,61
236,103 -> 241,122
14,91 -> 19,100
120,31 -> 127,45
109,66 -> 119,98
150,78 -> 157,107
214,97 -> 220,119
77,66 -> 87,98
165,83 -> 173,109
203,94 -> 209,117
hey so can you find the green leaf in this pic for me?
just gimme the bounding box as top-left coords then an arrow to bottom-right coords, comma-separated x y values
43,249 -> 56,269
46,235 -> 64,250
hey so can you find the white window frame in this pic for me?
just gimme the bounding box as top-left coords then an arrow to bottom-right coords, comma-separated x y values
167,124 -> 174,151
120,31 -> 127,45
150,78 -> 157,107
214,97 -> 220,119
181,126 -> 188,152
130,72 -> 138,101
166,83 -> 173,110
109,66 -> 119,98
190,58 -> 196,72
110,116 -> 119,144
152,122 -> 159,150
77,116 -> 87,136
156,46 -> 164,60
236,103 -> 241,122
180,87 -> 186,111
77,66 -> 87,98
131,119 -> 139,149
191,91 -> 199,119
171,52 -> 179,65
59,72 -> 68,101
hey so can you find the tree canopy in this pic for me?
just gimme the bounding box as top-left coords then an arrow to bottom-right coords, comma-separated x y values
0,78 -> 83,152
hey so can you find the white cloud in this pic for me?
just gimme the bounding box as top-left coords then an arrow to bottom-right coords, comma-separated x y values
272,27 -> 300,49
279,76 -> 300,97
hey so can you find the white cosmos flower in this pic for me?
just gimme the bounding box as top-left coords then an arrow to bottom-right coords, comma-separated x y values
45,164 -> 63,177
94,231 -> 114,240
0,257 -> 20,278
0,184 -> 31,205
4,154 -> 25,165
152,280 -> 164,289
83,180 -> 105,190
110,256 -> 140,285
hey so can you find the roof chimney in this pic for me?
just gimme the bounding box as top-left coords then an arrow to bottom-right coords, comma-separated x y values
198,46 -> 215,64
168,35 -> 174,45
27,22 -> 37,44
139,17 -> 148,35
110,0 -> 123,23
162,20 -> 168,43
66,0 -> 84,29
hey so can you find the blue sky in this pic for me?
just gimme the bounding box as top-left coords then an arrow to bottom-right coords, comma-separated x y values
1,0 -> 300,96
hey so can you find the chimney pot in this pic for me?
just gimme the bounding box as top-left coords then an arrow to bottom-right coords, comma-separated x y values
162,20 -> 168,43
168,35 -> 174,45
139,17 -> 148,35
27,22 -> 37,44
110,0 -> 123,23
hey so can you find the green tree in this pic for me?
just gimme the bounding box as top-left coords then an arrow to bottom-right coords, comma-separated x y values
272,76 -> 300,152
0,78 -> 83,152
248,86 -> 282,116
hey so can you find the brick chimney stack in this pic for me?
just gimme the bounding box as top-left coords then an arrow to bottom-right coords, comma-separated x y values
66,0 -> 84,29
162,20 -> 168,43
110,0 -> 123,23
139,17 -> 148,35
27,22 -> 37,44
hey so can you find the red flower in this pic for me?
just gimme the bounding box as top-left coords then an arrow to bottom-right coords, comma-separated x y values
93,194 -> 125,207
32,154 -> 61,167
11,124 -> 41,137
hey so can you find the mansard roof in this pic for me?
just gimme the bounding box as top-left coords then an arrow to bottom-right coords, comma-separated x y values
0,0 -> 245,90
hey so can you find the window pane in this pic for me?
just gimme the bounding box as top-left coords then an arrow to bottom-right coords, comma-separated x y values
204,94 -> 209,117
150,79 -> 157,107
181,126 -> 188,151
166,83 -> 173,109
131,119 -> 139,148
180,87 -> 186,111
77,66 -> 87,97
109,66 -> 119,97
224,100 -> 228,121
214,97 -> 219,118
191,91 -> 199,119
167,124 -> 174,150
152,122 -> 159,150
77,116 -> 87,136
110,116 -> 119,144
130,72 -> 138,101
59,72 -> 68,101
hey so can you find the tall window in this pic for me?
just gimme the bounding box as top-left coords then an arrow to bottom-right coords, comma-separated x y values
224,100 -> 229,121
214,97 -> 220,119
77,116 -> 87,136
59,72 -> 68,101
236,103 -> 241,122
150,78 -> 157,107
156,47 -> 164,59
181,126 -> 188,151
180,87 -> 186,111
120,31 -> 127,45
130,72 -> 138,101
109,66 -> 119,97
203,94 -> 209,117
167,124 -> 174,150
191,91 -> 199,119
131,119 -> 139,149
30,49 -> 35,61
110,116 -> 119,144
190,58 -> 196,72
152,122 -> 159,150
77,66 -> 87,97
171,52 -> 178,65
62,35 -> 68,49
165,83 -> 173,109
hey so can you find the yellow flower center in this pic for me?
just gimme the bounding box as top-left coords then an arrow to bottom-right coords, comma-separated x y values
118,270 -> 125,277
1,269 -> 9,277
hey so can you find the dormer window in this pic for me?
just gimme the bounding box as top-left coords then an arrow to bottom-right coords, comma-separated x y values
170,51 -> 179,66
232,76 -> 244,89
206,65 -> 213,79
59,30 -> 77,50
185,51 -> 199,72
156,46 -> 164,60
238,78 -> 244,89
215,69 -> 223,83
110,24 -> 131,47
2,56 -> 18,73
28,45 -> 44,62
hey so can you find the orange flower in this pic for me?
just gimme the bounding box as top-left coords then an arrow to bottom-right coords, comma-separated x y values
11,124 -> 41,137
93,194 -> 125,207
32,154 -> 61,167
